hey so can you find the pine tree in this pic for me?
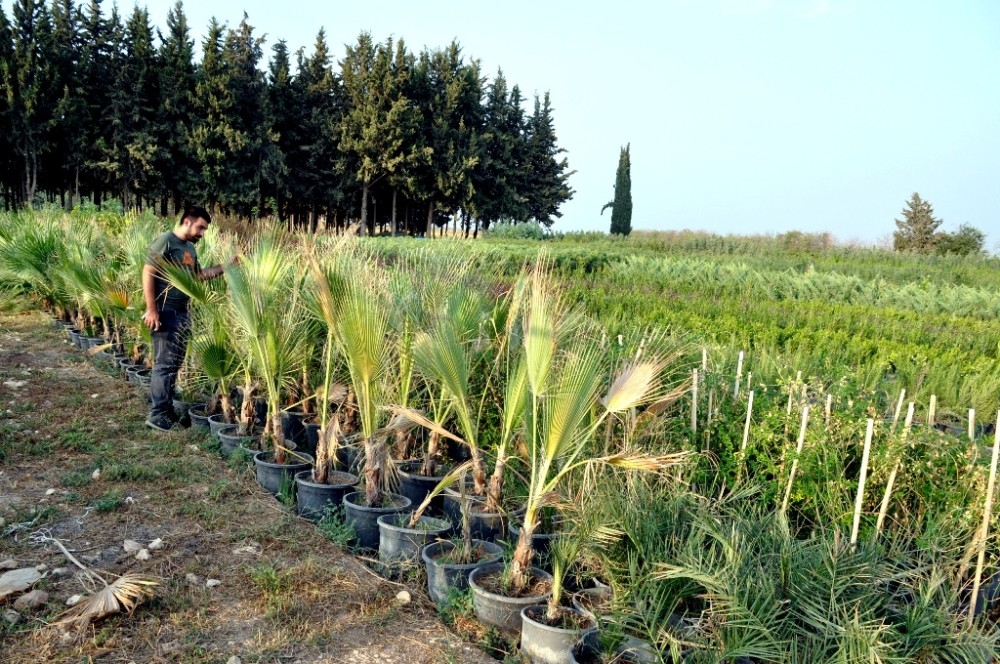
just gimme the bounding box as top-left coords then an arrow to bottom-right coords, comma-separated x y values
155,0 -> 196,214
602,144 -> 632,236
523,92 -> 573,226
893,193 -> 942,253
0,5 -> 16,207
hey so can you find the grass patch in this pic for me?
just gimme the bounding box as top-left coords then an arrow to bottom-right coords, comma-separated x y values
176,501 -> 226,529
58,426 -> 97,452
61,469 -> 93,487
317,506 -> 356,548
92,490 -> 124,513
103,463 -> 160,483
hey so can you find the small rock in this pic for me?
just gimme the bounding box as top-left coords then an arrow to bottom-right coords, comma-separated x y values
123,539 -> 143,553
66,594 -> 83,606
135,549 -> 151,562
2,609 -> 21,625
124,496 -> 137,504
0,559 -> 17,571
188,444 -> 199,452
395,590 -> 411,605
45,488 -> 56,496
91,468 -> 101,481
148,538 -> 164,550
50,567 -> 71,578
0,568 -> 42,600
232,544 -> 261,556
3,380 -> 26,389
185,573 -> 203,586
13,589 -> 49,610
90,394 -> 98,399
206,579 -> 221,588
227,657 -> 242,664
34,563 -> 47,573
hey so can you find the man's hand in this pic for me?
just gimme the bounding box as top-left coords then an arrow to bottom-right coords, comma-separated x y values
143,308 -> 161,331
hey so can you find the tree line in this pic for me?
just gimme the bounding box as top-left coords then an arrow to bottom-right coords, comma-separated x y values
0,0 -> 574,236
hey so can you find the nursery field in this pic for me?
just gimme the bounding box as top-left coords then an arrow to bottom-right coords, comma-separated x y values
2,208 -> 1000,663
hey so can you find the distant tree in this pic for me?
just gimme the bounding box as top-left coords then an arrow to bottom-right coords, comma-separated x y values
893,193 -> 942,253
473,70 -> 528,234
155,0 -> 197,215
0,5 -> 16,207
523,92 -> 573,226
935,224 -> 985,256
602,143 -> 632,236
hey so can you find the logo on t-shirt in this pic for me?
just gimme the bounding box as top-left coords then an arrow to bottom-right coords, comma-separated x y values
182,251 -> 195,268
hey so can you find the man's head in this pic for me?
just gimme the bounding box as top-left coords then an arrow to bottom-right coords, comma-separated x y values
177,205 -> 212,243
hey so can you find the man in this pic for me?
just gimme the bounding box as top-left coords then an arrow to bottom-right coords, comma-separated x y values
142,205 -> 229,431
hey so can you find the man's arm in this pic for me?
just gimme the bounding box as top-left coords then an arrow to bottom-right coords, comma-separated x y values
142,265 -> 160,331
197,264 -> 225,281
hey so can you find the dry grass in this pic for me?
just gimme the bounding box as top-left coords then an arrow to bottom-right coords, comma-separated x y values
0,310 -> 493,663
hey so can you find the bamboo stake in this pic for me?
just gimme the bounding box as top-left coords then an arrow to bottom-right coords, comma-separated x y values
969,409 -> 975,441
691,369 -> 698,436
929,395 -> 937,427
850,419 -> 875,549
741,391 -> 755,452
734,351 -> 744,398
702,348 -> 707,372
825,393 -> 833,427
781,406 -> 810,513
968,411 -> 1000,627
891,389 -> 906,432
876,403 -> 914,536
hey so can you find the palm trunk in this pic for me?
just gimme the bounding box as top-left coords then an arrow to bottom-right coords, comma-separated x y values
220,391 -> 236,424
421,431 -> 440,477
315,418 -> 339,485
363,435 -> 382,506
485,447 -> 507,512
509,516 -> 536,591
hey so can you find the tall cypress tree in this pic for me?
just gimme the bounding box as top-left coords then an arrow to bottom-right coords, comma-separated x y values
603,143 -> 632,236
523,92 -> 573,226
187,18 -> 232,211
262,39 -> 292,220
155,0 -> 196,214
474,70 -> 527,232
0,6 -> 16,207
77,0 -> 115,205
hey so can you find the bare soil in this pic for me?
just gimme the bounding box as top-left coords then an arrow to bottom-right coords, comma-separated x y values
0,310 -> 498,663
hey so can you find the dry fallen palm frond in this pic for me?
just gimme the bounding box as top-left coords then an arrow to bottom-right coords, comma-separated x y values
55,573 -> 158,626
30,532 -> 158,628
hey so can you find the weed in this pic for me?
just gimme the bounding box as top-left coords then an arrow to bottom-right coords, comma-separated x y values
102,463 -> 159,482
316,505 -> 356,547
437,586 -> 474,626
277,472 -> 296,508
92,490 -> 124,513
61,469 -> 93,487
207,479 -> 239,501
58,426 -> 97,452
227,447 -> 254,473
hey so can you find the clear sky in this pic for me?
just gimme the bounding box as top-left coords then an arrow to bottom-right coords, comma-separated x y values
15,0 -> 1000,248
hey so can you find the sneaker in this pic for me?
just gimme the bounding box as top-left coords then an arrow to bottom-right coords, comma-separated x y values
146,415 -> 174,432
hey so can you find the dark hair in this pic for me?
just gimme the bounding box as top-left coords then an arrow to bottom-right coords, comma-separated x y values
180,205 -> 212,226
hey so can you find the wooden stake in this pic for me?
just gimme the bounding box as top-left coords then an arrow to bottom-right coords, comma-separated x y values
968,411 -> 1000,626
702,348 -> 707,372
929,395 -> 937,427
741,391 -> 755,452
781,406 -> 810,513
876,403 -> 914,536
691,369 -> 698,436
850,419 -> 875,548
969,409 -> 976,441
825,393 -> 833,427
734,351 -> 744,398
891,389 -> 906,432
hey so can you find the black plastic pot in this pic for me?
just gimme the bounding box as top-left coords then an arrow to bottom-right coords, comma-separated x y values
253,450 -> 314,497
442,492 -> 519,543
125,364 -> 143,386
469,563 -> 553,634
218,428 -> 257,457
397,461 -> 449,516
301,421 -> 320,456
294,469 -> 358,521
422,539 -> 504,606
509,521 -> 559,561
207,414 -> 235,440
68,329 -> 83,348
187,405 -> 212,431
571,586 -> 613,622
342,491 -> 411,551
280,410 -> 308,447
521,605 -> 597,664
83,335 -> 105,350
376,513 -> 451,565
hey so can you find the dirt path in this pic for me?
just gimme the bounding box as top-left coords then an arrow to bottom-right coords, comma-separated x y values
0,310 -> 496,663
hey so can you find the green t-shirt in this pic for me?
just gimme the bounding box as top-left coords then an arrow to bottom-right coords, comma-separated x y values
145,230 -> 200,311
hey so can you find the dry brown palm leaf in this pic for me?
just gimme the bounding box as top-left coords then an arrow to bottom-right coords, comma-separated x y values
55,574 -> 158,625
30,532 -> 158,628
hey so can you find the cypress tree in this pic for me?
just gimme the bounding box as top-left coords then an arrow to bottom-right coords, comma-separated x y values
155,0 -> 196,214
0,6 -> 16,207
523,92 -> 573,226
603,143 -> 632,236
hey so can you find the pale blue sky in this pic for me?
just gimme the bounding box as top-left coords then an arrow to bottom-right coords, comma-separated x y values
14,0 -> 1000,247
